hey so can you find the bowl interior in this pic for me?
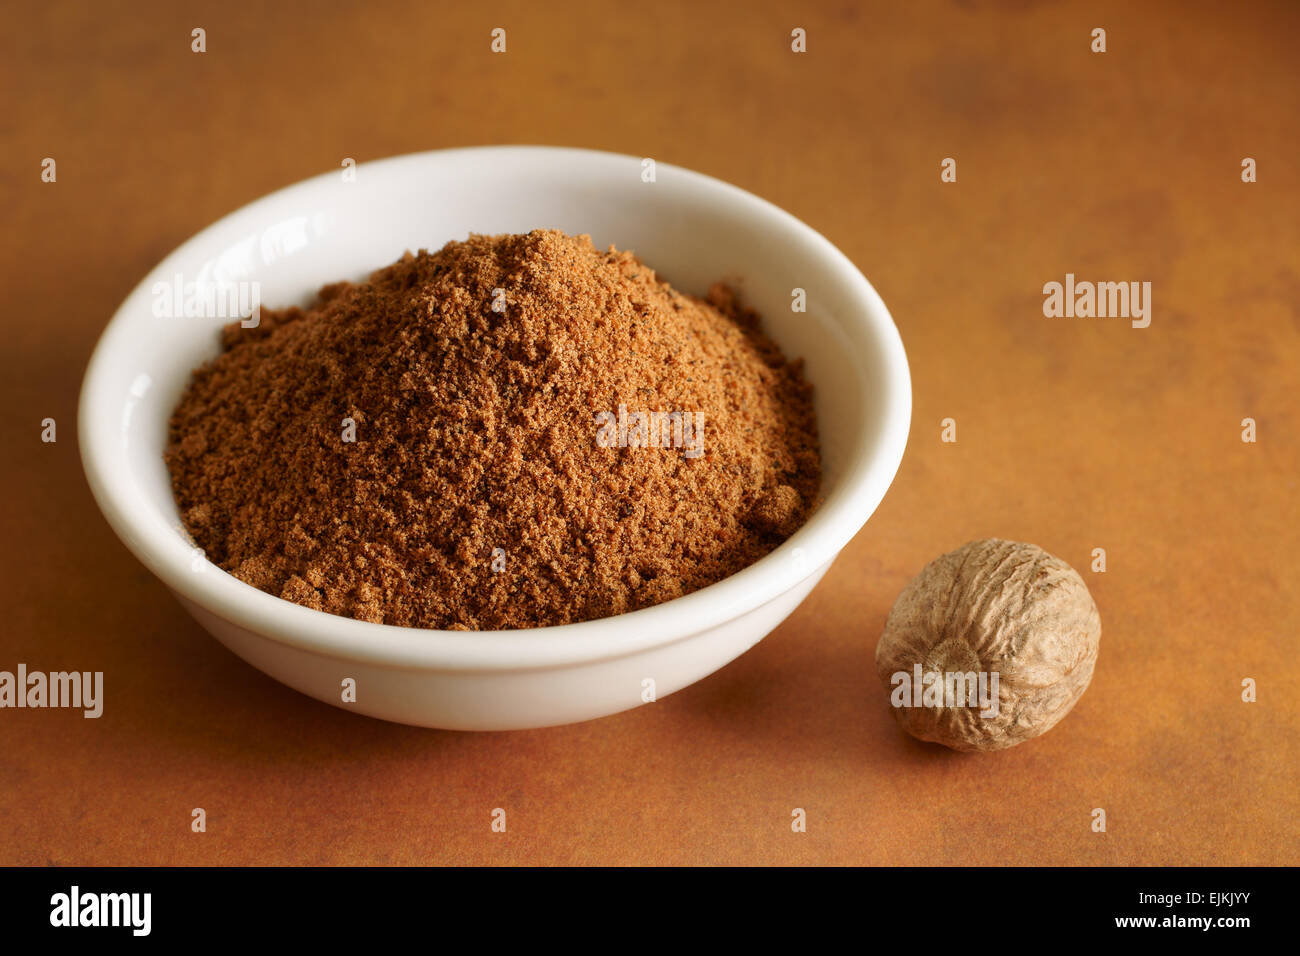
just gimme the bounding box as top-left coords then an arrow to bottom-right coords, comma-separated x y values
80,146 -> 910,663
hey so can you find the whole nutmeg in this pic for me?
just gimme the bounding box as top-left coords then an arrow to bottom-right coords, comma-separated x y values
874,539 -> 1100,752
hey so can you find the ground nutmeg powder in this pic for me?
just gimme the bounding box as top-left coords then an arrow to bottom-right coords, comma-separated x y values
165,230 -> 821,629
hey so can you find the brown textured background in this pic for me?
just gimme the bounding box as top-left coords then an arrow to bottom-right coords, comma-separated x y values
2,0 -> 1297,866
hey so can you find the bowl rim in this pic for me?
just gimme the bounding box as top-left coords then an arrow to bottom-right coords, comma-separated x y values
78,145 -> 911,670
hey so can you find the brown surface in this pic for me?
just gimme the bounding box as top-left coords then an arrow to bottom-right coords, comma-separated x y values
2,0 -> 1297,865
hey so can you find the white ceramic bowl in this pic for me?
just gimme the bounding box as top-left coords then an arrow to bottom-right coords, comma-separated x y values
79,146 -> 910,730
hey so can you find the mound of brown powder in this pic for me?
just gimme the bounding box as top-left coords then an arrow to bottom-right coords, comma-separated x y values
165,230 -> 820,630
